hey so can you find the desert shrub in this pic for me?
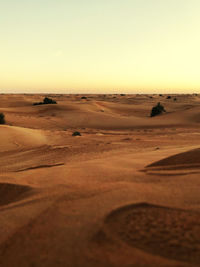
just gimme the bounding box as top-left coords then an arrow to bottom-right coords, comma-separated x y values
43,97 -> 57,104
0,113 -> 5,124
166,96 -> 171,99
174,97 -> 177,101
81,96 -> 87,100
72,131 -> 81,136
150,102 -> 166,117
33,97 -> 57,105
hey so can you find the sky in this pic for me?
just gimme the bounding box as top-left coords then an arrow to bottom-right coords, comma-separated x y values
0,0 -> 200,94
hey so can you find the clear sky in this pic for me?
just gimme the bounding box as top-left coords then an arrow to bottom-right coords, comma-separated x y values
1,0 -> 200,93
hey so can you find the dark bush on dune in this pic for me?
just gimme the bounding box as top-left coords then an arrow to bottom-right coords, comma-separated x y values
33,97 -> 57,106
81,96 -> 87,100
43,97 -> 57,104
0,113 -> 5,124
72,131 -> 81,136
166,96 -> 171,99
150,102 -> 166,117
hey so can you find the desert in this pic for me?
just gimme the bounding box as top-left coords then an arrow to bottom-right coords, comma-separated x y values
0,93 -> 200,266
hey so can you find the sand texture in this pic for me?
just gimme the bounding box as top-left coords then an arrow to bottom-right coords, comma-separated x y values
0,93 -> 200,267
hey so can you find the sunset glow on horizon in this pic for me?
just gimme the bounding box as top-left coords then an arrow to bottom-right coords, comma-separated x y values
1,0 -> 200,94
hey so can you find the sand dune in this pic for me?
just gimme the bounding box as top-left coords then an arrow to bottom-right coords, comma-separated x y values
148,148 -> 200,167
0,101 -> 188,130
1,94 -> 200,267
99,203 -> 200,265
145,148 -> 200,178
0,125 -> 47,152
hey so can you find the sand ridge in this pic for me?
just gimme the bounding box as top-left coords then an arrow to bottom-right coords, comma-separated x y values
144,148 -> 200,177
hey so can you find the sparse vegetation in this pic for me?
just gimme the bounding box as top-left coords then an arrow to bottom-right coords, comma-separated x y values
33,97 -> 57,106
72,131 -> 81,136
150,102 -> 166,117
43,97 -> 57,104
0,113 -> 5,124
81,96 -> 87,100
166,96 -> 171,99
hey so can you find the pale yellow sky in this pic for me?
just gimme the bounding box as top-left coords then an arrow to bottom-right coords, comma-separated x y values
1,0 -> 200,93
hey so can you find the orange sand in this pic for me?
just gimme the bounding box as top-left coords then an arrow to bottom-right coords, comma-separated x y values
0,93 -> 200,267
